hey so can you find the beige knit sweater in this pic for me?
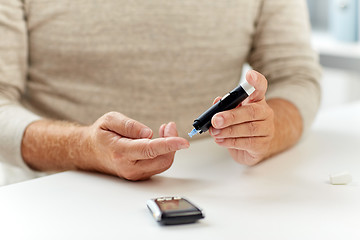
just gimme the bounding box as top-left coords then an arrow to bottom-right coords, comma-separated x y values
0,0 -> 321,183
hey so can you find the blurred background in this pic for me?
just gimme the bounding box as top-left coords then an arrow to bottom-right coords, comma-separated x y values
307,0 -> 360,109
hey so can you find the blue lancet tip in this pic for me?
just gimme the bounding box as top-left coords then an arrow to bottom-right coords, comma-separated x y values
188,128 -> 199,138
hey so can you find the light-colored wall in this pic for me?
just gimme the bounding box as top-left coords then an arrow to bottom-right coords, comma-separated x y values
320,68 -> 360,109
307,0 -> 360,108
307,0 -> 329,30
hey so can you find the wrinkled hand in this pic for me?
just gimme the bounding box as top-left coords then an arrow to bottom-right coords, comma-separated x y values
209,70 -> 275,166
84,112 -> 189,181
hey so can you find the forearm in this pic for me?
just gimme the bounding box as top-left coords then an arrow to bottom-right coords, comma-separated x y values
267,98 -> 303,158
21,119 -> 91,172
20,113 -> 190,181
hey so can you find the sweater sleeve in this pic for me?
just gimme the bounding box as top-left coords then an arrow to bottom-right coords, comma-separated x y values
248,0 -> 322,137
0,0 -> 42,173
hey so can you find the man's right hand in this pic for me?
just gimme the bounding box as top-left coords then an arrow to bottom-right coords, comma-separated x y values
22,112 -> 189,181
84,112 -> 189,180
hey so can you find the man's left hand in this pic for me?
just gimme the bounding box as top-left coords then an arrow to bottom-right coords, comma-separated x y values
209,70 -> 275,166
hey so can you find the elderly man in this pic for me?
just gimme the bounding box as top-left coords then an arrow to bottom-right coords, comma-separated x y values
0,0 -> 320,183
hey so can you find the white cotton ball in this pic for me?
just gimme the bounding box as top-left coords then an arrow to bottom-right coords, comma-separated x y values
329,171 -> 352,185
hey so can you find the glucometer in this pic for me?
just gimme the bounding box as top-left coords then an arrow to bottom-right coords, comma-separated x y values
147,197 -> 204,225
188,80 -> 255,137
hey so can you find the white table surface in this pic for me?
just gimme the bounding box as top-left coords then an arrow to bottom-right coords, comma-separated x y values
1,102 -> 360,240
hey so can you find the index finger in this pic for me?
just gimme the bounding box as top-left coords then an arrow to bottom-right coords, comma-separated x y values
245,70 -> 268,103
211,100 -> 269,129
123,137 -> 189,160
100,112 -> 153,139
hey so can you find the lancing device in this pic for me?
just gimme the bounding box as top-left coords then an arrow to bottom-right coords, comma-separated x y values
188,80 -> 255,138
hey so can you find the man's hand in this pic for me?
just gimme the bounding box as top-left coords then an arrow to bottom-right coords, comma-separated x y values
22,112 -> 189,181
85,112 -> 189,180
209,70 -> 302,165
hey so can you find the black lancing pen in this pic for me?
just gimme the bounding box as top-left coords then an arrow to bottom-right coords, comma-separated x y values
188,80 -> 255,138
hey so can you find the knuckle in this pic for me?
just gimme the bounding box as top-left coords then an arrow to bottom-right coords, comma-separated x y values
230,138 -> 237,147
165,143 -> 174,153
124,119 -> 136,134
103,111 -> 117,122
248,122 -> 257,136
226,126 -> 234,136
228,111 -> 236,124
248,104 -> 257,120
142,143 -> 158,159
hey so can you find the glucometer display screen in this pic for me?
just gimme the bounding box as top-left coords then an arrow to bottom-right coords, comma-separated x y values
147,197 -> 204,224
156,199 -> 197,212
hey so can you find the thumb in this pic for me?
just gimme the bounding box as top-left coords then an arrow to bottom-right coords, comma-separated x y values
245,70 -> 268,102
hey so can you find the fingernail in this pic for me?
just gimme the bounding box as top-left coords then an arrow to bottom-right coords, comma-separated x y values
179,142 -> 190,149
214,115 -> 224,128
213,96 -> 221,104
165,122 -> 175,131
251,71 -> 257,81
211,128 -> 221,136
140,128 -> 152,138
215,138 -> 224,143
